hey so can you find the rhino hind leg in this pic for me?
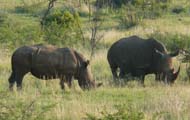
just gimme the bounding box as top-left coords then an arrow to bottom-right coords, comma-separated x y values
14,66 -> 29,90
8,72 -> 16,91
109,63 -> 118,83
15,71 -> 28,90
15,75 -> 24,90
9,70 -> 27,91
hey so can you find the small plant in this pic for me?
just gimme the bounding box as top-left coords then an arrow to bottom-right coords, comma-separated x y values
0,12 -> 7,24
0,92 -> 56,120
85,104 -> 145,120
14,0 -> 45,15
147,32 -> 190,51
172,6 -> 186,14
119,11 -> 140,29
118,5 -> 141,29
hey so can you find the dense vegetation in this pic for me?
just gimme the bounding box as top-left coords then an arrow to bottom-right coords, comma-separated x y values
0,0 -> 190,119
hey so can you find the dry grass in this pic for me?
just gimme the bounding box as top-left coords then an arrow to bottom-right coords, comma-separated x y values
0,46 -> 190,119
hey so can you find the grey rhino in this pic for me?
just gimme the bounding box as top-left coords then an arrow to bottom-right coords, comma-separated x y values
107,36 -> 180,85
9,44 -> 101,90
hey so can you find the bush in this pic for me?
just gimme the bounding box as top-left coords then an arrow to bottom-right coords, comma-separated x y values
43,9 -> 83,46
172,6 -> 186,14
118,5 -> 141,29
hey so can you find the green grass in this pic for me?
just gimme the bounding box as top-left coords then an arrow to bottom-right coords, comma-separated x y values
0,48 -> 190,120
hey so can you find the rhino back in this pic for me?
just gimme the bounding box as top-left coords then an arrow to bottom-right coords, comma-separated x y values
31,46 -> 78,75
12,45 -> 78,79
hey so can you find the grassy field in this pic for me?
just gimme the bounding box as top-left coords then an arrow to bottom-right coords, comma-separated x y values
1,0 -> 190,120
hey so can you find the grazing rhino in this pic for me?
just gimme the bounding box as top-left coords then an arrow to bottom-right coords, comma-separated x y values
107,35 -> 180,85
9,44 -> 100,90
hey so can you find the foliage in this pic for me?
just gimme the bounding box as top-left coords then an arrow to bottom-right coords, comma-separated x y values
85,104 -> 144,120
0,12 -> 7,25
117,0 -> 170,29
43,9 -> 83,46
14,0 -> 45,15
147,31 -> 190,51
118,5 -> 141,29
0,15 -> 43,48
0,91 -> 56,120
172,6 -> 186,14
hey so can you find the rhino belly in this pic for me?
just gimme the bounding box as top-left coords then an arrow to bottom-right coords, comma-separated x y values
30,66 -> 61,80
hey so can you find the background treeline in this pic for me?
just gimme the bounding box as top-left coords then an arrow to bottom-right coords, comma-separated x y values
0,0 -> 190,51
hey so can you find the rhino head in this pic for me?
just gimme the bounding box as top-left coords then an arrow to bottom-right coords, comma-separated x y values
77,60 -> 102,90
155,49 -> 180,84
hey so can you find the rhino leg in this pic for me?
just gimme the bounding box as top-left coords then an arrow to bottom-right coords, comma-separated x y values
60,78 -> 65,90
119,69 -> 125,79
9,70 -> 27,91
78,80 -> 85,90
110,65 -> 118,82
15,75 -> 24,90
139,75 -> 145,87
136,70 -> 145,87
8,72 -> 16,91
155,74 -> 162,81
66,75 -> 72,88
15,71 -> 27,90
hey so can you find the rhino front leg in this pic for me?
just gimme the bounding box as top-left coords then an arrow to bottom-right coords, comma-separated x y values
136,70 -> 145,87
139,75 -> 145,87
60,77 -> 65,90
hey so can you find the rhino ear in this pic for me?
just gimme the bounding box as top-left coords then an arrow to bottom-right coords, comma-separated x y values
83,60 -> 90,68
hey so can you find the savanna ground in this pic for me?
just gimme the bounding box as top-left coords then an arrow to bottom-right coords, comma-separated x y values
1,0 -> 190,119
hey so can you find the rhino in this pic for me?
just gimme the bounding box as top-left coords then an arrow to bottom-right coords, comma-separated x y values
107,35 -> 180,85
9,44 -> 100,90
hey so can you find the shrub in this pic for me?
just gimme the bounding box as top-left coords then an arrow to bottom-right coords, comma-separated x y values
43,9 -> 83,46
118,5 -> 141,29
172,6 -> 186,14
118,11 -> 140,29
